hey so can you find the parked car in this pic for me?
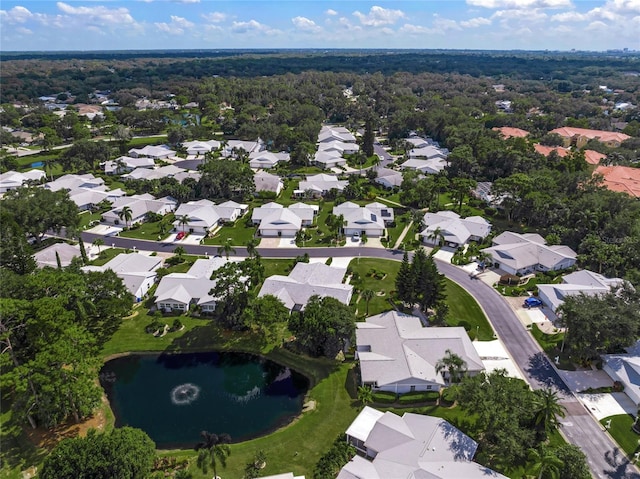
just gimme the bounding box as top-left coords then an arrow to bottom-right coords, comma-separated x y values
176,231 -> 186,240
523,297 -> 543,308
352,232 -> 361,242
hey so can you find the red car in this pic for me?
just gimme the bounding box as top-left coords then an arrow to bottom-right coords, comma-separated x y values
176,231 -> 186,240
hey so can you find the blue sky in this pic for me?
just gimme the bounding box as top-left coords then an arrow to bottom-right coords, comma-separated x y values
1,1 -> 639,51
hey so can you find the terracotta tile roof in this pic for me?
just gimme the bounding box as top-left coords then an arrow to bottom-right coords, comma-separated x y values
594,165 -> 640,198
493,127 -> 530,139
550,127 -> 630,144
584,150 -> 607,165
534,144 -> 570,157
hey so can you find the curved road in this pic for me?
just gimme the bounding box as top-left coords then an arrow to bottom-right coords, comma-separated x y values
82,232 -> 639,479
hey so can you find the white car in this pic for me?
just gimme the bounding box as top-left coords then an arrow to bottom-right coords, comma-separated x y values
352,232 -> 361,242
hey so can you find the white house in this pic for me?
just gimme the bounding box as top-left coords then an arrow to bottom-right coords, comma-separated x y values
602,341 -> 640,407
128,145 -> 176,159
215,200 -> 249,223
69,187 -> 126,211
312,150 -> 347,169
318,140 -> 360,156
408,144 -> 448,160
400,157 -> 447,175
0,169 -> 46,193
252,202 -> 318,237
333,201 -> 394,238
356,311 -> 484,393
318,125 -> 357,144
172,199 -> 220,234
155,257 -> 233,313
420,211 -> 492,248
249,151 -> 290,169
221,139 -> 263,158
254,170 -> 284,196
481,232 -> 577,276
44,173 -> 104,192
339,407 -> 507,479
258,262 -> 353,312
183,140 -> 221,157
33,242 -> 81,268
123,165 -> 186,182
537,270 -> 625,312
83,253 -> 162,302
104,156 -> 155,175
102,194 -> 177,226
298,174 -> 348,197
373,168 -> 402,189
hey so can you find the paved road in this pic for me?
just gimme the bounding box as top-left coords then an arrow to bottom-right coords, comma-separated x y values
81,232 -> 639,478
373,142 -> 394,168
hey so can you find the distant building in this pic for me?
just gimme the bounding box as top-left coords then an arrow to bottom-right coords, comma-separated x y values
550,127 -> 630,148
594,165 -> 640,198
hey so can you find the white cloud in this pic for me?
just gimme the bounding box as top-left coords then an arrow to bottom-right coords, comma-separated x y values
467,0 -> 572,8
155,15 -> 194,35
325,9 -> 338,16
460,16 -> 492,27
292,16 -> 322,33
0,5 -> 33,23
399,23 -> 434,35
432,15 -> 462,31
231,19 -> 280,35
16,26 -> 33,35
586,20 -> 609,30
201,12 -> 227,23
353,5 -> 405,26
607,0 -> 640,12
56,2 -> 136,25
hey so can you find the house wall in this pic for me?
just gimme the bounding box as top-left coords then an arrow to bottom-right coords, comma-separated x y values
259,228 -> 297,238
157,301 -> 188,312
603,362 -> 640,406
133,275 -> 157,302
344,227 -> 384,237
375,379 -> 441,394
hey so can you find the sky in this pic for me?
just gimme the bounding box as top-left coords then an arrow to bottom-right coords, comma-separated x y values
1,0 -> 639,52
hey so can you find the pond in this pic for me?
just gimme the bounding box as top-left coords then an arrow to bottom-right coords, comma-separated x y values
100,352 -> 309,449
30,161 -> 44,168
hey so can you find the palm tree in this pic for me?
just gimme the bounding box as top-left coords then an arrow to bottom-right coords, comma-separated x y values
427,226 -> 445,247
178,214 -> 191,234
92,238 -> 104,254
195,431 -> 231,479
357,385 -> 374,408
218,239 -> 236,259
476,251 -> 492,272
435,349 -> 468,385
528,446 -> 563,479
360,232 -> 368,246
532,388 -> 566,437
173,246 -> 186,260
361,289 -> 375,316
246,238 -> 259,258
118,205 -> 133,228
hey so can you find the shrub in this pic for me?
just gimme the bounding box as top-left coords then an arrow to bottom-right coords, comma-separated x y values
145,320 -> 163,334
398,391 -> 440,404
171,319 -> 183,332
372,391 -> 397,403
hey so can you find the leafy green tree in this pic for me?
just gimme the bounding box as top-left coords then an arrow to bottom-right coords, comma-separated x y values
0,211 -> 36,275
173,246 -> 186,259
79,239 -> 88,264
245,238 -> 259,258
92,238 -> 104,254
198,159 -> 255,201
210,263 -> 249,330
528,446 -> 563,479
357,385 -> 373,407
195,431 -> 231,479
243,294 -> 288,342
39,427 -> 156,479
314,435 -> 356,479
395,251 -> 415,306
178,214 -> 191,233
361,117 -> 375,157
553,444 -> 591,479
289,296 -> 356,358
435,349 -> 468,384
450,177 -> 477,214
532,388 -> 566,438
411,247 -> 446,312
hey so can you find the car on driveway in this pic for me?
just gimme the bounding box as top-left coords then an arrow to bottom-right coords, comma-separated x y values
523,297 -> 543,308
352,232 -> 361,242
176,231 -> 186,240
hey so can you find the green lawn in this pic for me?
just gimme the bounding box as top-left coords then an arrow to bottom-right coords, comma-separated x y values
349,258 -> 401,317
304,202 -> 340,247
89,247 -> 128,266
202,217 -> 257,246
530,323 -> 575,371
444,279 -> 495,341
126,135 -> 168,147
262,258 -> 294,278
78,210 -> 104,229
601,414 -> 640,457
118,218 -> 174,241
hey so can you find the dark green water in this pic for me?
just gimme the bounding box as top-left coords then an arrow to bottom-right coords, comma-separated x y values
99,352 -> 309,449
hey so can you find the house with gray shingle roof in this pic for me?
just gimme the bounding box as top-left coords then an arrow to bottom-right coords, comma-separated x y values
104,156 -> 155,175
252,202 -> 317,237
373,168 -> 402,189
249,150 -> 290,169
254,170 -> 283,196
128,145 -> 175,159
603,341 -> 640,407
419,211 -> 491,248
333,202 -> 394,238
258,262 -> 353,312
34,242 -> 81,268
356,311 -> 484,393
0,169 -> 46,193
339,406 -> 507,479
102,194 -> 177,226
183,140 -> 220,157
298,174 -> 348,197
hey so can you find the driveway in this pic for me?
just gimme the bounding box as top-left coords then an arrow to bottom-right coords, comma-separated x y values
87,224 -> 122,236
579,392 -> 638,421
473,339 -> 524,380
559,370 -> 616,394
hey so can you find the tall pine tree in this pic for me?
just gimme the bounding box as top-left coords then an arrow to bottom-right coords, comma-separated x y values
395,251 -> 415,306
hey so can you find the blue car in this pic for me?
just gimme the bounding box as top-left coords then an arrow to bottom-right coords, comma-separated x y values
523,297 -> 543,308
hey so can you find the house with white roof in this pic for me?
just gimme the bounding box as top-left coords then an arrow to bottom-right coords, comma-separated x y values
408,144 -> 448,161
104,156 -> 155,175
537,269 -> 625,312
172,170 -> 202,184
373,168 -> 402,189
481,232 -> 577,276
318,125 -> 357,144
318,140 -> 360,156
155,257 -> 232,313
339,406 -> 507,479
123,165 -> 186,182
258,262 -> 353,312
298,174 -> 348,197
33,242 -> 81,268
312,150 -> 347,169
333,202 -> 394,238
183,140 -> 221,157
215,200 -> 249,223
252,202 -> 318,237
400,157 -> 447,175
221,139 -> 263,158
83,253 -> 162,302
249,150 -> 290,169
0,169 -> 46,193
44,173 -> 105,192
172,199 -> 220,234
254,170 -> 284,196
602,341 -> 640,407
420,211 -> 492,248
356,311 -> 484,393
69,187 -> 126,211
128,145 -> 176,159
102,195 -> 177,226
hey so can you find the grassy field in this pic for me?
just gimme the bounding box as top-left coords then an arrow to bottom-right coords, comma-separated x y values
444,279 -> 495,341
349,258 -> 400,317
601,414 -> 639,457
530,323 -> 575,371
202,218 -> 257,246
118,219 -> 173,241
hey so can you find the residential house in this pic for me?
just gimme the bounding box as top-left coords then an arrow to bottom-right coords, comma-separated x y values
407,144 -> 448,161
400,157 -> 447,175
356,311 -> 484,393
493,127 -> 530,139
251,202 -> 317,237
318,125 -> 357,144
104,156 -> 155,175
534,144 -> 606,166
33,242 -> 81,268
373,168 -> 402,189
83,253 -> 162,302
333,201 -> 394,238
123,165 -> 186,182
214,200 -> 249,223
155,257 -> 233,313
419,211 -> 492,248
128,145 -> 176,159
69,187 -> 126,211
550,127 -> 630,148
172,199 -> 220,234
537,269 -> 625,312
339,406 -> 507,479
249,151 -> 290,169
102,194 -> 177,226
481,231 -> 577,276
44,173 -> 105,192
183,140 -> 221,157
602,341 -> 640,407
221,139 -> 263,158
258,262 -> 352,312
318,140 -> 360,156
172,170 -> 202,183
0,169 -> 46,193
297,174 -> 348,197
312,150 -> 347,169
594,165 -> 640,198
254,170 -> 284,196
